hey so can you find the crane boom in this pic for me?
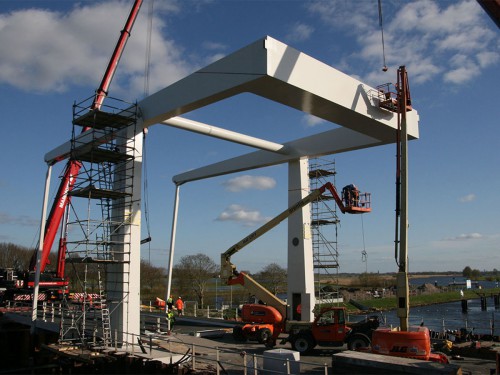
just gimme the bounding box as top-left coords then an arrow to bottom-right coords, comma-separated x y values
32,0 -> 143,276
220,181 -> 371,309
221,182 -> 371,278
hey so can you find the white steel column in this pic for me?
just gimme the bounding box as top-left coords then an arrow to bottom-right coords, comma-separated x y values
287,158 -> 315,322
166,184 -> 181,305
107,126 -> 143,345
31,165 -> 52,334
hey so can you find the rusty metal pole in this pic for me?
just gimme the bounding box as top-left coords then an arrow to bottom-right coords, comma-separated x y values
396,66 -> 410,331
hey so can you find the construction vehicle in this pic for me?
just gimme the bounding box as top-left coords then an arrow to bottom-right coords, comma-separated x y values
368,67 -> 448,364
370,326 -> 449,363
221,181 -> 371,347
0,0 -> 143,306
286,307 -> 379,353
0,266 -> 67,304
155,297 -> 166,309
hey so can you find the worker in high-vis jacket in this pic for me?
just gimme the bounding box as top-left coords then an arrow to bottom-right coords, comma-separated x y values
166,309 -> 175,333
166,295 -> 174,311
175,296 -> 184,316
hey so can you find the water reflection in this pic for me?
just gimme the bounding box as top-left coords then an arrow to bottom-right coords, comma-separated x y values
352,275 -> 500,336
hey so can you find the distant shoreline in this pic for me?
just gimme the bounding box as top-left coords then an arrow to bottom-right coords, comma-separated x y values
408,273 -> 461,279
334,273 -> 466,288
337,273 -> 462,283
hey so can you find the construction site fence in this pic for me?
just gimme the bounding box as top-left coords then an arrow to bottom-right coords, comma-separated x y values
141,300 -> 237,319
6,300 -> 500,344
100,331 -> 331,375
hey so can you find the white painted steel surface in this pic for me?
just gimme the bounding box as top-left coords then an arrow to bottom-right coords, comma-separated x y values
138,36 -> 418,141
106,124 -> 143,345
287,159 -> 315,322
161,117 -> 284,153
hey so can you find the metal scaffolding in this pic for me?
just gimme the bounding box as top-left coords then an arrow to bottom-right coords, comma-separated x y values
58,96 -> 139,346
308,158 -> 341,305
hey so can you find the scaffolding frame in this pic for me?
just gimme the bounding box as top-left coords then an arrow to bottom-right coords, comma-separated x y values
308,157 -> 341,305
58,96 -> 139,347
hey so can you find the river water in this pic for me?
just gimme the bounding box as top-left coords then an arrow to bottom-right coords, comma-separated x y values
408,275 -> 498,289
353,276 -> 500,337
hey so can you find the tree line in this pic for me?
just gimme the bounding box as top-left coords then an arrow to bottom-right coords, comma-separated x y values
4,242 -> 495,308
0,242 -> 288,308
462,266 -> 499,281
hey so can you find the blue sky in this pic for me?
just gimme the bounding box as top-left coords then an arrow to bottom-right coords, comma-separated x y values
0,0 -> 499,274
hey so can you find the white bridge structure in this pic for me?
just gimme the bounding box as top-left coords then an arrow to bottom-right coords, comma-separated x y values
44,36 -> 419,344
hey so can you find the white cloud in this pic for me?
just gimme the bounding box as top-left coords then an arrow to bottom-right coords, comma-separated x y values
286,22 -> 314,43
0,1 -> 192,95
0,212 -> 38,226
222,175 -> 276,192
216,204 -> 269,226
459,193 -> 476,203
202,41 -> 227,51
306,0 -> 499,87
477,51 -> 500,68
201,41 -> 228,64
442,232 -> 483,241
302,114 -> 326,128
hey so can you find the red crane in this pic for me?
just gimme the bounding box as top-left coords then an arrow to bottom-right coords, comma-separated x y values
29,0 -> 143,293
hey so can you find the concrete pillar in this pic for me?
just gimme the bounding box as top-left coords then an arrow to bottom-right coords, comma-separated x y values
287,158 -> 315,322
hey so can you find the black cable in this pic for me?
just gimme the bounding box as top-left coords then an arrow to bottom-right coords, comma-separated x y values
378,0 -> 388,71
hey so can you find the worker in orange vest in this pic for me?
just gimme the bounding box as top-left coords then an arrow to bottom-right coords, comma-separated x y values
175,296 -> 184,316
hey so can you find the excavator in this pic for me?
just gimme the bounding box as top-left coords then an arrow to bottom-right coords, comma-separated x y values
220,181 -> 372,348
0,0 -> 144,306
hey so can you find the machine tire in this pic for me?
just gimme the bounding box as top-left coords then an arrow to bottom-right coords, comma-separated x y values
432,351 -> 450,364
347,333 -> 370,350
258,328 -> 272,344
232,326 -> 247,342
265,338 -> 276,348
291,334 -> 315,354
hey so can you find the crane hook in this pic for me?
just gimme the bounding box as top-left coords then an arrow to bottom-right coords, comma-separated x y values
378,0 -> 388,72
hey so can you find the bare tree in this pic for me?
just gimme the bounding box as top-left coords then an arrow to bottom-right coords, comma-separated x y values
173,253 -> 218,307
141,260 -> 167,302
253,263 -> 287,295
0,242 -> 35,270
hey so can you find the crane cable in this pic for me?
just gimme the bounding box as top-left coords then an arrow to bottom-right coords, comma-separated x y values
143,0 -> 153,98
141,0 -> 154,260
378,0 -> 388,72
361,215 -> 368,273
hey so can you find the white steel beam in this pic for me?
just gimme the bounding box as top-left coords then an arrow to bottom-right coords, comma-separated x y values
138,35 -> 418,142
47,36 -> 419,167
45,114 -> 286,165
173,127 -> 379,184
160,117 -> 285,153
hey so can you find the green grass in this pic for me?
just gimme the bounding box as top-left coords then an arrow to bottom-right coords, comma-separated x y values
345,288 -> 500,313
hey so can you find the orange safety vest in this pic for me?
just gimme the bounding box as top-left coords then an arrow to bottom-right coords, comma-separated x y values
175,298 -> 184,310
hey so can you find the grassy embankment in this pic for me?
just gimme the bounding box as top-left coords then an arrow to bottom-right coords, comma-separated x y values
345,287 -> 500,313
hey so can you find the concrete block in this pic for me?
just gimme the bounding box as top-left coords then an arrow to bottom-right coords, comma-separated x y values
263,348 -> 300,374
